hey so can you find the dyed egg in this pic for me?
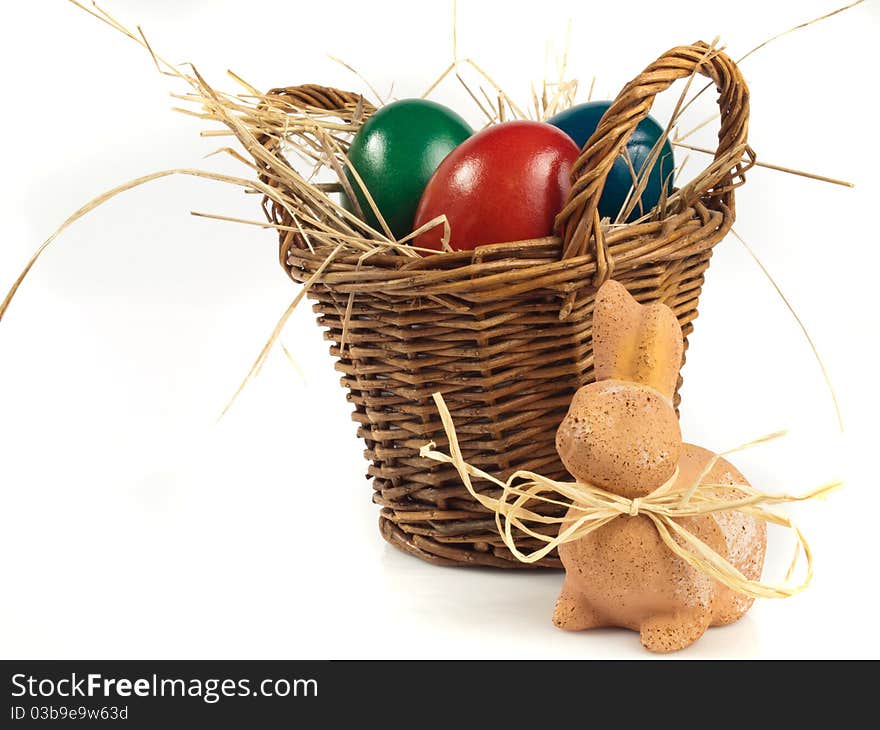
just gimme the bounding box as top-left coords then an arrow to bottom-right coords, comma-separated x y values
342,99 -> 473,239
413,120 -> 580,252
548,101 -> 675,222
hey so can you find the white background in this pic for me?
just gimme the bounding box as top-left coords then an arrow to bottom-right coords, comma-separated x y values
0,0 -> 877,659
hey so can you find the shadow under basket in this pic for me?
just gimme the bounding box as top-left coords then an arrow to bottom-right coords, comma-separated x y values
265,41 -> 753,568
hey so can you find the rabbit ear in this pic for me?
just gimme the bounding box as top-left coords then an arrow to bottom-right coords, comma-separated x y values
592,280 -> 683,400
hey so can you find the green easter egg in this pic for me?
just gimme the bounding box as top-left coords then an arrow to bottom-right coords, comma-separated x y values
343,99 -> 473,239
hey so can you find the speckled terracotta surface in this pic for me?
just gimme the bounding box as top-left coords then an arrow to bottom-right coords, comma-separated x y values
553,281 -> 766,652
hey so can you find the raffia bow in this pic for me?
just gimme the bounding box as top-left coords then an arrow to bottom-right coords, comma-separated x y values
419,392 -> 840,599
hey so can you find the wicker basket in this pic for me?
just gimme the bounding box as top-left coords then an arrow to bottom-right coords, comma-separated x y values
261,42 -> 753,568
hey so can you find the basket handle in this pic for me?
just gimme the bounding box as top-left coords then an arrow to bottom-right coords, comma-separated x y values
555,41 -> 752,266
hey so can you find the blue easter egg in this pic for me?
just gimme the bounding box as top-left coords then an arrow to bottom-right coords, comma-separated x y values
548,101 -> 675,222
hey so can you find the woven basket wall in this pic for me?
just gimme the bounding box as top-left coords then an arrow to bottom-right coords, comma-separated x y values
263,42 -> 753,568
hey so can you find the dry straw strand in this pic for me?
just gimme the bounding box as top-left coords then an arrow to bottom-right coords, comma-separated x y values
671,0 -> 865,129
0,168 -> 298,323
730,228 -> 844,431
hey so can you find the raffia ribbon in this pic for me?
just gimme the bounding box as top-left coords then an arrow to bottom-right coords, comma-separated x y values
419,393 -> 840,599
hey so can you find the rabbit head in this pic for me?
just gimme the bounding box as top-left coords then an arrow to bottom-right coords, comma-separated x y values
555,281 -> 684,498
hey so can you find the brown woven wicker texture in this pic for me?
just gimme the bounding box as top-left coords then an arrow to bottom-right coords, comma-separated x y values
264,42 -> 753,567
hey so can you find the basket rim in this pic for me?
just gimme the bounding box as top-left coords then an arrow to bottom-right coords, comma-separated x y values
282,197 -> 730,298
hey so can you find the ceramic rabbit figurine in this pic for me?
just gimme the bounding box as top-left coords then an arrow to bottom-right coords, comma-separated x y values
553,281 -> 766,652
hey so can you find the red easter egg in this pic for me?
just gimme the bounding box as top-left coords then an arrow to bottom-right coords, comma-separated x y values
413,120 -> 580,252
